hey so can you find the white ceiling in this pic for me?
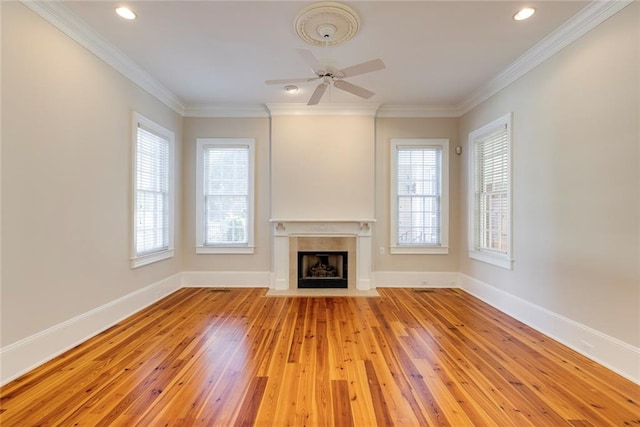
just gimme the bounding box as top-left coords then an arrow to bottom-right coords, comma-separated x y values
60,1 -> 588,110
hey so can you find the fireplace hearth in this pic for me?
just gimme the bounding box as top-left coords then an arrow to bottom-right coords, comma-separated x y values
298,251 -> 348,288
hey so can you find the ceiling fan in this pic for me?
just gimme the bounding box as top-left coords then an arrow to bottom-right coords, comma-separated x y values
266,49 -> 385,105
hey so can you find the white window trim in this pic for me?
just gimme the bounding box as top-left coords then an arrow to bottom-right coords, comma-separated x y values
196,138 -> 255,255
131,112 -> 175,268
390,138 -> 449,255
468,113 -> 514,270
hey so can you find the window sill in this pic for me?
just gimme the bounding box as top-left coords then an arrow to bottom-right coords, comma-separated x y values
131,249 -> 174,268
468,250 -> 513,270
390,246 -> 449,255
196,246 -> 255,255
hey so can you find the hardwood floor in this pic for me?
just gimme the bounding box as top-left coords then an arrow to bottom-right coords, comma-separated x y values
1,288 -> 638,426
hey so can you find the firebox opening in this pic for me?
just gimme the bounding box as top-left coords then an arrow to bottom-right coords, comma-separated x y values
298,251 -> 348,288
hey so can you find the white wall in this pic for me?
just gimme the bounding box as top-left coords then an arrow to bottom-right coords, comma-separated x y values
271,116 -> 375,220
458,3 -> 639,347
1,2 -> 183,347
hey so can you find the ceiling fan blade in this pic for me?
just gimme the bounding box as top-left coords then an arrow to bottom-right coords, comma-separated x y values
308,83 -> 329,105
298,49 -> 325,74
265,77 -> 318,85
333,80 -> 375,99
338,58 -> 385,78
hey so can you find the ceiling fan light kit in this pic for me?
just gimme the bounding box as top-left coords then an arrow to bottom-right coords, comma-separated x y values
295,2 -> 360,47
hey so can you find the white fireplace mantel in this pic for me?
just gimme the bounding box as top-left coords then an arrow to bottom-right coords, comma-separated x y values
270,219 -> 375,291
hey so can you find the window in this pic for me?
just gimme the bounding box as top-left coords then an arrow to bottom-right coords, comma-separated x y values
196,138 -> 255,254
468,113 -> 513,269
131,113 -> 175,268
390,139 -> 449,254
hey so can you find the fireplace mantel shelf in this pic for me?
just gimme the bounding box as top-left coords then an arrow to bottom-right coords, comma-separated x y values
270,219 -> 375,237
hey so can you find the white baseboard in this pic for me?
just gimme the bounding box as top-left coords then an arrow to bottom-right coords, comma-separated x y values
374,271 -> 459,288
181,270 -> 270,288
459,273 -> 640,384
0,273 -> 182,386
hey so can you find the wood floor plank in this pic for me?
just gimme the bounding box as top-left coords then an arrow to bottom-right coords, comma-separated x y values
234,375 -> 269,427
331,379 -> 354,426
1,287 -> 638,426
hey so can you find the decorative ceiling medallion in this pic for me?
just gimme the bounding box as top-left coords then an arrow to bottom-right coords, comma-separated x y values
295,2 -> 360,47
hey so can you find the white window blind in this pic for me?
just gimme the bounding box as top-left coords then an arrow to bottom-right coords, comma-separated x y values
390,139 -> 449,255
474,126 -> 509,253
135,125 -> 169,255
396,146 -> 442,246
203,146 -> 249,246
468,113 -> 512,269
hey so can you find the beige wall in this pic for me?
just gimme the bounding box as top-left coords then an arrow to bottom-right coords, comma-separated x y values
182,117 -> 271,272
458,3 -> 639,346
271,116 -> 375,220
1,2 -> 183,346
374,118 -> 460,271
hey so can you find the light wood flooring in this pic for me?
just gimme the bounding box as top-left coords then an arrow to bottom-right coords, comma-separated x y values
1,288 -> 638,426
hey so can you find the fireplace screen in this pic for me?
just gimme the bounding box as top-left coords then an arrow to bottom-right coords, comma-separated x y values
298,251 -> 348,288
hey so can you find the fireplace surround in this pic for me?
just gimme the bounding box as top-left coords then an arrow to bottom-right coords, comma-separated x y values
270,220 -> 374,291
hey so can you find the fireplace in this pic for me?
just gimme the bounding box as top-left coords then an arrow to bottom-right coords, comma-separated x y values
270,220 -> 374,291
298,251 -> 348,288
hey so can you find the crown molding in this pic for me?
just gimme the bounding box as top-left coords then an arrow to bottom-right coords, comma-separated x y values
20,0 -> 632,120
376,105 -> 462,118
266,103 -> 380,117
187,103 -> 462,119
184,105 -> 270,118
457,0 -> 634,116
20,0 -> 186,115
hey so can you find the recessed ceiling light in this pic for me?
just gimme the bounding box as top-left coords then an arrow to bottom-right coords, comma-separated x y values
115,6 -> 136,20
514,7 -> 536,21
284,85 -> 299,94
